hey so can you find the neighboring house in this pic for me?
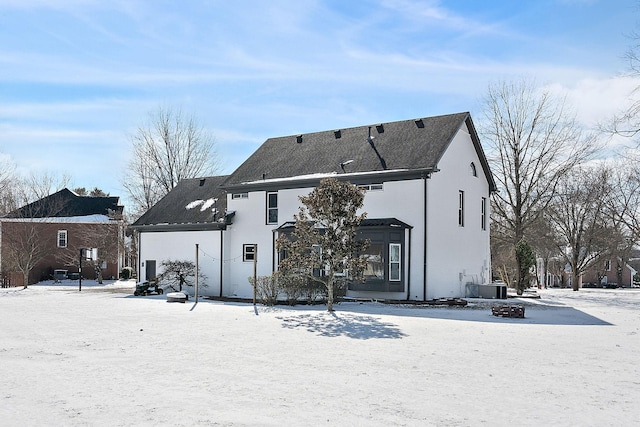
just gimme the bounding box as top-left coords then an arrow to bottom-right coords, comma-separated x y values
130,176 -> 230,287
132,112 -> 497,301
0,189 -> 125,286
582,257 -> 637,288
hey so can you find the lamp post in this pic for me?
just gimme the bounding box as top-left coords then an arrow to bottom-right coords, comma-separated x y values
78,248 -> 85,292
78,248 -> 97,292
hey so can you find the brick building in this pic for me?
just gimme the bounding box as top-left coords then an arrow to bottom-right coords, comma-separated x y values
0,189 -> 124,286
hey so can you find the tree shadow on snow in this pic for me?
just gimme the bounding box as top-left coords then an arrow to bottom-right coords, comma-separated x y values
335,303 -> 613,326
277,312 -> 407,339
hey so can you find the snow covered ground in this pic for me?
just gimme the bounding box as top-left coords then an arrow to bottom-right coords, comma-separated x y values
1,280 -> 638,426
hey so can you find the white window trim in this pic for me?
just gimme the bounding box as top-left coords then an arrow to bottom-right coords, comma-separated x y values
57,230 -> 68,248
358,183 -> 384,192
389,243 -> 401,281
267,191 -> 278,224
243,244 -> 256,262
232,193 -> 248,199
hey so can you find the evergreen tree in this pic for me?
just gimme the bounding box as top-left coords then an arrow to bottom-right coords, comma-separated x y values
277,178 -> 369,311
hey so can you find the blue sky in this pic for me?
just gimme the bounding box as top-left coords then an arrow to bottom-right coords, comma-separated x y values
1,0 -> 638,200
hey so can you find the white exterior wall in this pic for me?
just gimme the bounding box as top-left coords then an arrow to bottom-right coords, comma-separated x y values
226,180 -> 428,300
426,128 -> 491,298
138,230 -> 222,297
224,189 -> 312,297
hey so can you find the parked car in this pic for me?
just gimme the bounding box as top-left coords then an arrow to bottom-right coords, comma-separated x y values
53,269 -> 68,282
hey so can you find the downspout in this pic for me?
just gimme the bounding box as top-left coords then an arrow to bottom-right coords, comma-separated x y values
423,173 -> 428,301
219,228 -> 224,298
272,230 -> 276,272
406,227 -> 411,301
136,231 -> 142,281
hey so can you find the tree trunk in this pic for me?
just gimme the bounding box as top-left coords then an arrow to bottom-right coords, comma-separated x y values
326,280 -> 334,312
572,273 -> 582,291
95,265 -> 103,284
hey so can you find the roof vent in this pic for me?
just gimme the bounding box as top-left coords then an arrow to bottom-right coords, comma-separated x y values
296,135 -> 303,143
334,130 -> 341,139
414,119 -> 424,128
199,178 -> 206,187
376,124 -> 384,133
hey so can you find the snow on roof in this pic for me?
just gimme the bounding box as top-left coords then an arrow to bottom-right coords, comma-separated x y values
0,214 -> 114,223
239,169 -> 413,186
185,198 -> 218,212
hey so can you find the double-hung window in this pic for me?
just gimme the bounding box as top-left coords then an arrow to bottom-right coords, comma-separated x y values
389,243 -> 401,281
267,192 -> 278,224
57,230 -> 68,248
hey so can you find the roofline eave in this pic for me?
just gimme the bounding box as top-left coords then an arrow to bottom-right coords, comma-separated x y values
129,222 -> 226,233
222,168 -> 439,192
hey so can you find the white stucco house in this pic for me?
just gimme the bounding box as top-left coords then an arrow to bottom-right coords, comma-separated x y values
130,112 -> 497,301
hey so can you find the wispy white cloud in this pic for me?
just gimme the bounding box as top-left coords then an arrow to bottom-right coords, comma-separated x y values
0,0 -> 636,197
545,76 -> 639,128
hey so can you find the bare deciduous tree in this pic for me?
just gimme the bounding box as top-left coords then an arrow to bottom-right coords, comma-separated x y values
55,220 -> 124,284
0,170 -> 71,216
607,163 -> 640,240
547,167 -> 612,291
159,259 -> 206,292
1,221 -> 50,288
124,106 -> 219,217
480,79 -> 600,288
602,28 -> 640,140
1,195 -> 67,287
23,170 -> 71,201
0,158 -> 17,216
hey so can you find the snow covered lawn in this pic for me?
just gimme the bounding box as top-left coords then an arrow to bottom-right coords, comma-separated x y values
1,281 -> 638,426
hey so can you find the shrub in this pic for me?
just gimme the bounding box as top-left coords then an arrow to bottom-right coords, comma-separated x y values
120,267 -> 134,280
278,272 -> 306,306
248,275 -> 280,306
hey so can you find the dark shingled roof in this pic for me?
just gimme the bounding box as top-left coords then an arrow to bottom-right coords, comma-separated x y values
223,112 -> 496,191
4,188 -> 123,219
131,176 -> 229,230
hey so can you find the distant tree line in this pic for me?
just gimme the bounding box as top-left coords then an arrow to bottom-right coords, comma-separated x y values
483,77 -> 640,292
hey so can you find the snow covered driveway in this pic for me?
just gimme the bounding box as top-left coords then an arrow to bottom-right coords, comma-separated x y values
1,283 -> 638,426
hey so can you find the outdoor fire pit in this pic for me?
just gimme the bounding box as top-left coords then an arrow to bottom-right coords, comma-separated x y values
491,304 -> 525,318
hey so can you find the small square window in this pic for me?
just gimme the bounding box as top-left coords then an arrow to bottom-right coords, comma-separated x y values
243,244 -> 256,262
